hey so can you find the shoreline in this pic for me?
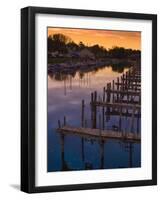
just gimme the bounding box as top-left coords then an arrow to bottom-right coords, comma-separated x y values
48,58 -> 139,75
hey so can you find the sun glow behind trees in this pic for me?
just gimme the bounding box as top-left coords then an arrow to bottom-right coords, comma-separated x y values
48,28 -> 141,50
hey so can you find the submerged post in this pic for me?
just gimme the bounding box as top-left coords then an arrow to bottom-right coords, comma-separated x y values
81,138 -> 85,162
85,119 -> 87,128
81,100 -> 85,127
130,106 -> 135,133
58,120 -> 61,128
103,87 -> 105,102
94,91 -> 97,102
119,107 -> 122,131
100,140 -> 104,169
112,80 -> 115,102
125,71 -> 128,90
60,134 -> 65,170
64,116 -> 66,126
122,73 -> 125,91
102,106 -> 105,130
129,143 -> 133,168
91,92 -> 94,103
99,114 -> 102,136
91,92 -> 94,121
137,109 -> 140,134
117,77 -> 119,102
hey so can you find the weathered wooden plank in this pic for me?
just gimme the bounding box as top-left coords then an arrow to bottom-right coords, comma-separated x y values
105,110 -> 141,118
57,126 -> 141,142
121,78 -> 141,82
91,102 -> 141,109
105,89 -> 140,96
114,99 -> 140,104
115,82 -> 141,87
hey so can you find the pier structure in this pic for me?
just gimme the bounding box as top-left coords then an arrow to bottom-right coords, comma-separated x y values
90,66 -> 141,130
56,65 -> 141,169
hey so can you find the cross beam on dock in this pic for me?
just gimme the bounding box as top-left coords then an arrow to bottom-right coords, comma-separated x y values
57,126 -> 141,142
105,89 -> 140,96
115,82 -> 141,87
105,110 -> 141,118
114,99 -> 140,104
121,78 -> 141,82
91,102 -> 141,110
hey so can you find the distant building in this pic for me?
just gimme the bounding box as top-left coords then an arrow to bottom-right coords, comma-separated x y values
79,48 -> 95,59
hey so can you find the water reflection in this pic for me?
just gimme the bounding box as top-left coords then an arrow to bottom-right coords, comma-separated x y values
48,64 -> 141,172
48,64 -> 129,81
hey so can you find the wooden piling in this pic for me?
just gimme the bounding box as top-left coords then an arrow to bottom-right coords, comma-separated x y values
103,87 -> 105,102
99,114 -> 102,136
106,83 -> 111,102
100,140 -> 104,169
94,91 -> 97,102
102,107 -> 105,130
137,109 -> 140,133
81,100 -> 85,127
64,116 -> 66,126
85,119 -> 87,128
81,138 -> 85,162
129,143 -> 133,167
119,107 -> 122,131
58,120 -> 61,128
117,77 -> 119,101
130,106 -> 135,133
112,80 -> 115,102
122,73 -> 125,90
60,134 -> 65,170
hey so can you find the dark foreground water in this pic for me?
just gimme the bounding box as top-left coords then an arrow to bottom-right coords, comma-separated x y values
47,65 -> 141,172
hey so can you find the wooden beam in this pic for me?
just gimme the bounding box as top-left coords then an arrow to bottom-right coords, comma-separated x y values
57,126 -> 141,142
91,101 -> 141,110
105,89 -> 140,96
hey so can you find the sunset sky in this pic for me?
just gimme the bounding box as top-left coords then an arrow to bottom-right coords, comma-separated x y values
48,27 -> 141,50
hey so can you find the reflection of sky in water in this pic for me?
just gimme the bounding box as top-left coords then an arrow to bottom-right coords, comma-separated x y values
48,66 -> 141,172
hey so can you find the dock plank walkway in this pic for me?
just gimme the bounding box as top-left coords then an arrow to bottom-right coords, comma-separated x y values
57,126 -> 141,142
115,82 -> 141,87
91,102 -> 141,109
105,89 -> 140,96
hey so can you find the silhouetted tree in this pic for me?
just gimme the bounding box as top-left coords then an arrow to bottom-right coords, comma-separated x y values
79,41 -> 85,50
48,33 -> 72,53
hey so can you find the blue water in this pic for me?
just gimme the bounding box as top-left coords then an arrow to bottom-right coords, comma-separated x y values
47,66 -> 141,172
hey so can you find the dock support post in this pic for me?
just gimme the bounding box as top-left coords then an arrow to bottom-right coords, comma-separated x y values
130,106 -> 135,133
100,140 -> 104,169
81,138 -> 85,162
129,143 -> 133,168
119,107 -> 122,131
103,87 -> 105,102
117,77 -> 119,102
112,80 -> 115,102
81,100 -> 85,128
64,116 -> 66,126
60,134 -> 65,170
99,114 -> 102,136
58,120 -> 61,128
137,109 -> 140,134
93,91 -> 97,128
102,107 -> 105,130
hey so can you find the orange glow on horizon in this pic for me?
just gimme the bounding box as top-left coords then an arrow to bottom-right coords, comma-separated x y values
48,27 -> 141,50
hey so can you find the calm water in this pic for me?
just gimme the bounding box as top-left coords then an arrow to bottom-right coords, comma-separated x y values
48,65 -> 141,172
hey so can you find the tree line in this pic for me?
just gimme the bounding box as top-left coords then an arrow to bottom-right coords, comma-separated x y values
48,33 -> 141,59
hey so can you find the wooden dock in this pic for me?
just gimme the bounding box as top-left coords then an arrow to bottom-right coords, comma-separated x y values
57,65 -> 141,143
105,89 -> 140,96
57,126 -> 141,142
105,110 -> 141,118
89,66 -> 141,129
115,82 -> 141,87
91,102 -> 141,110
